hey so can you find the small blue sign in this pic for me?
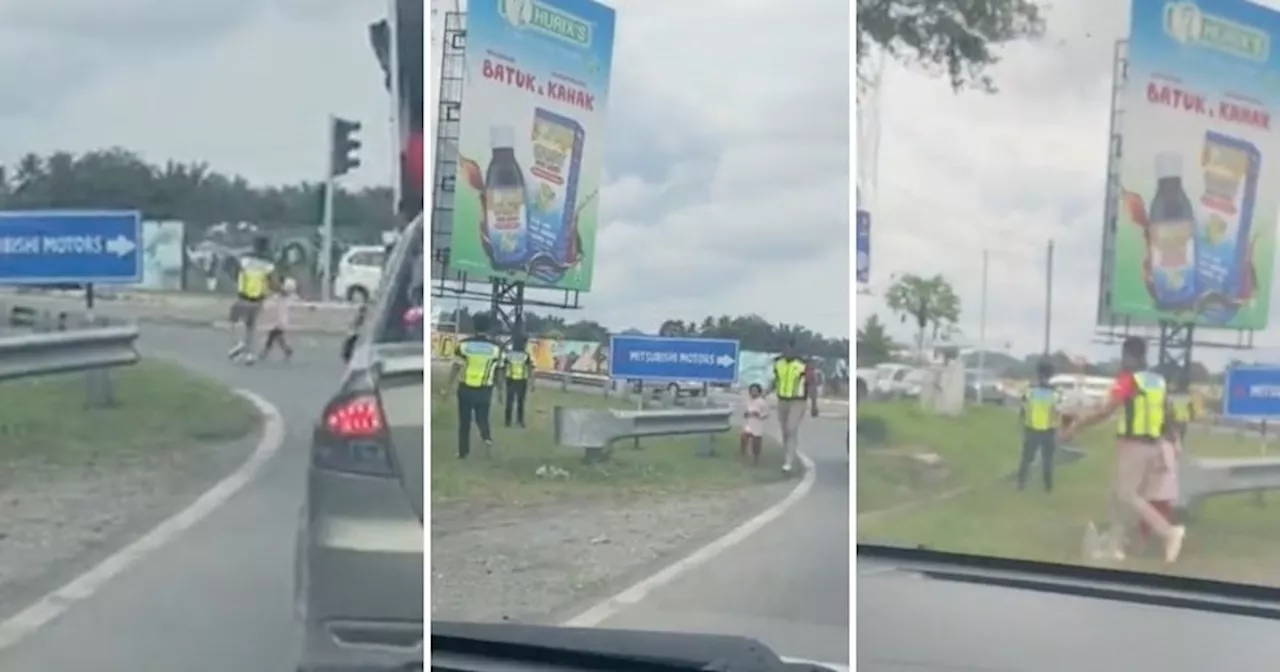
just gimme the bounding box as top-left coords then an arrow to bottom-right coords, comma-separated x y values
856,209 -> 870,284
0,210 -> 142,284
609,335 -> 740,385
1223,365 -> 1280,418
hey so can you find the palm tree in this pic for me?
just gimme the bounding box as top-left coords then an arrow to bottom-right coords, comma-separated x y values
856,315 -> 896,366
884,273 -> 962,361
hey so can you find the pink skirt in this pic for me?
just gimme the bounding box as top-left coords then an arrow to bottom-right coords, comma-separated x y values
1144,438 -> 1180,502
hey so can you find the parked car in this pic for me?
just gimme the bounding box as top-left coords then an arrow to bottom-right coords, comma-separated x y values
332,244 -> 387,303
964,370 -> 1006,405
872,363 -> 914,397
631,379 -> 706,398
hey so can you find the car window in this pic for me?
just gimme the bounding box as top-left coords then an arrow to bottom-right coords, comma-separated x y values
349,250 -> 385,268
373,224 -> 425,344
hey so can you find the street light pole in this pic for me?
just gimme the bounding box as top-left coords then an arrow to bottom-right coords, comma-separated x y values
1044,239 -> 1055,356
976,249 -> 989,396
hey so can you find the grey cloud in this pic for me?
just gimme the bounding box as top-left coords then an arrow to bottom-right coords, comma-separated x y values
575,0 -> 848,334
994,0 -> 1130,105
0,0 -> 269,121
0,0 -> 261,43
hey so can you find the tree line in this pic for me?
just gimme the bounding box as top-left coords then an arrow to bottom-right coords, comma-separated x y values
0,148 -> 396,234
439,307 -> 850,359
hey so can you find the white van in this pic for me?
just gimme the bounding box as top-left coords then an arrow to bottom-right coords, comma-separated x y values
1048,374 -> 1113,413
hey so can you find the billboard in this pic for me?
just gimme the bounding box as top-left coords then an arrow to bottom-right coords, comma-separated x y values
1108,0 -> 1280,330
448,0 -> 616,292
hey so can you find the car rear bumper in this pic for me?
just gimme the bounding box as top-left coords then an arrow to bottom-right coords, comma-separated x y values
299,468 -> 424,669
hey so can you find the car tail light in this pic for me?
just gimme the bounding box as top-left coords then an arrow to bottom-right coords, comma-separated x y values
316,395 -> 397,477
326,396 -> 383,437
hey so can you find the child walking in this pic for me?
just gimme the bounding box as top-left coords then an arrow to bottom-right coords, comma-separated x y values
1138,433 -> 1181,546
741,384 -> 768,466
259,277 -> 296,361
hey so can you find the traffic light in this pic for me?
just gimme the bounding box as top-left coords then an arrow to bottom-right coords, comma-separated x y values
330,117 -> 362,177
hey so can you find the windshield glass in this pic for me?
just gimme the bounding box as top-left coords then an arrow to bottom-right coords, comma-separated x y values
0,3 -> 420,671
857,0 -> 1280,593
428,0 -> 850,667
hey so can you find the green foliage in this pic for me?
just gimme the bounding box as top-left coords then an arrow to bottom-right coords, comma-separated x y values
884,273 -> 962,356
857,314 -> 897,367
0,148 -> 395,233
857,0 -> 1047,92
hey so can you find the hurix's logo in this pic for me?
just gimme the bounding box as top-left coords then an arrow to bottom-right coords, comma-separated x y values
1164,1 -> 1269,62
499,0 -> 592,47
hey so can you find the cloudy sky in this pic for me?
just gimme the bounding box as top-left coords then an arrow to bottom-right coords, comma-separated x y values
435,0 -> 851,338
0,0 -> 395,187
0,0 -> 850,340
858,0 -> 1280,367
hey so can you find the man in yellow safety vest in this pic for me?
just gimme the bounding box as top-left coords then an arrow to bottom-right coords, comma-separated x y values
1061,336 -> 1186,563
1018,360 -> 1059,492
444,312 -> 502,459
768,340 -> 819,475
228,236 -> 275,365
1166,370 -> 1194,444
501,334 -> 533,428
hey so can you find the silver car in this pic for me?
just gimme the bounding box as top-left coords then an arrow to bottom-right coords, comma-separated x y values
295,217 -> 425,671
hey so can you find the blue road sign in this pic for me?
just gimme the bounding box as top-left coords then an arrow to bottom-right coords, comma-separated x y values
609,335 -> 741,385
1223,365 -> 1280,418
0,210 -> 142,284
856,209 -> 870,284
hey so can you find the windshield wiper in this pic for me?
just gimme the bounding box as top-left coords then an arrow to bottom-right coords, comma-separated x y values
432,620 -> 841,671
858,543 -> 1280,621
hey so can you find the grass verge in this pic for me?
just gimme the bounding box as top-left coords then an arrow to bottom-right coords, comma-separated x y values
858,404 -> 1280,585
0,360 -> 260,480
857,402 -> 1026,512
431,378 -> 789,506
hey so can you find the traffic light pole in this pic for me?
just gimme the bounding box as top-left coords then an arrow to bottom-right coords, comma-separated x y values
322,115 -> 337,303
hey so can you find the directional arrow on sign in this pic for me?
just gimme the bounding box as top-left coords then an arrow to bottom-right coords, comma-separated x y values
715,354 -> 736,367
105,235 -> 136,257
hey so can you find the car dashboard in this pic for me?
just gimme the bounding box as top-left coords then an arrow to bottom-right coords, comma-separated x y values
857,544 -> 1280,671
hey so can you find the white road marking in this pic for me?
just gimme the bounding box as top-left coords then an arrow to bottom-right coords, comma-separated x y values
0,389 -> 286,651
562,450 -> 819,627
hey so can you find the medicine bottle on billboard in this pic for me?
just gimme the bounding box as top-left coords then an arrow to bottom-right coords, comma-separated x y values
1196,131 -> 1261,325
1147,151 -> 1200,310
484,125 -> 529,270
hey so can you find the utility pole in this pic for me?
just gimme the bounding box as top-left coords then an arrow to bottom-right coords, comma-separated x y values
1044,240 -> 1055,356
976,249 -> 989,398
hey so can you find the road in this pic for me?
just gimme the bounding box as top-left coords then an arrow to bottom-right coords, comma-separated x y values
579,416 -> 851,666
0,323 -> 850,670
0,324 -> 335,671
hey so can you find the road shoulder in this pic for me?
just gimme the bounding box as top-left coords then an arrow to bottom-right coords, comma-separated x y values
0,367 -> 264,626
431,479 -> 798,624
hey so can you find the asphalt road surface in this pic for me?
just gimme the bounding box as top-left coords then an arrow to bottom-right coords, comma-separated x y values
581,416 -> 852,666
0,323 -> 850,670
0,324 -> 336,671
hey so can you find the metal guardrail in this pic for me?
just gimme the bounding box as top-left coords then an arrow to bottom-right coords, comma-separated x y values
1178,456 -> 1280,514
535,369 -> 609,388
0,326 -> 140,381
0,304 -> 141,408
1,289 -> 356,335
552,405 -> 734,461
